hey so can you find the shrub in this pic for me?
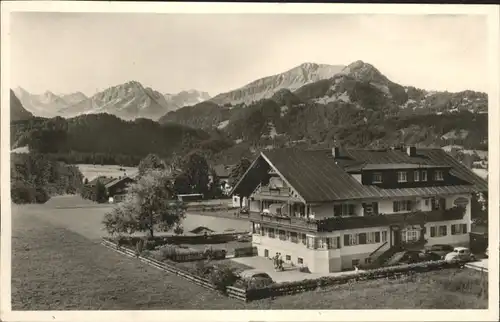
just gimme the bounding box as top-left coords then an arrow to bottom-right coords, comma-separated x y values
209,264 -> 239,293
204,247 -> 227,260
299,266 -> 311,273
159,245 -> 178,260
234,246 -> 257,258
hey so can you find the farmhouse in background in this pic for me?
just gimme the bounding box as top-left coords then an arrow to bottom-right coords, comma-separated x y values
86,175 -> 136,203
212,164 -> 236,195
231,146 -> 488,274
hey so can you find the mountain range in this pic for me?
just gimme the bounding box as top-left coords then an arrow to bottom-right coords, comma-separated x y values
13,85 -> 211,121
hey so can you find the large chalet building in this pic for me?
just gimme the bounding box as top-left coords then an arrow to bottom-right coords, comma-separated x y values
230,146 -> 488,273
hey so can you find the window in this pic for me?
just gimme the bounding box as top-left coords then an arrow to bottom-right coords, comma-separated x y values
301,233 -> 307,245
324,236 -> 341,249
268,228 -> 275,238
397,171 -> 408,182
452,224 -> 468,235
344,234 -> 358,246
365,258 -> 372,264
393,200 -> 413,212
438,225 -> 447,237
434,170 -> 444,181
382,231 -> 388,242
421,170 -> 428,182
286,255 -> 291,261
403,229 -> 419,242
424,198 -> 430,206
334,204 -> 356,216
358,233 -> 367,245
279,230 -> 286,241
430,226 -> 436,237
414,171 -> 420,182
373,172 -> 382,183
298,257 -> 303,264
307,236 -> 316,249
290,232 -> 298,243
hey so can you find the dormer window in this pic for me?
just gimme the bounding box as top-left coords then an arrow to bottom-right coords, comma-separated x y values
397,171 -> 407,183
414,171 -> 420,182
434,170 -> 444,181
372,172 -> 382,183
421,170 -> 428,182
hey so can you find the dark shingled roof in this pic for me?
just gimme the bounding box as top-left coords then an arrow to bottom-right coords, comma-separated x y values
244,147 -> 488,203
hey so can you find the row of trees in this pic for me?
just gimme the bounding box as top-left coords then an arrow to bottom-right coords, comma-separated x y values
11,153 -> 84,204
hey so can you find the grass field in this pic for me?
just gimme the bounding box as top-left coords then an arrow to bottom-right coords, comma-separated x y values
77,164 -> 138,181
11,198 -> 489,310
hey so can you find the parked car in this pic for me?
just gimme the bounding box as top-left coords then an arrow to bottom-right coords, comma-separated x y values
398,251 -> 422,264
444,247 -> 476,262
425,244 -> 455,259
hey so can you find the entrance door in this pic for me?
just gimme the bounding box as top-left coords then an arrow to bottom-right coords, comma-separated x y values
393,230 -> 401,247
264,249 -> 269,258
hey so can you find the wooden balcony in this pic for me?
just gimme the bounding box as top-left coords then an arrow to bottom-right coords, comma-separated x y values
258,186 -> 292,197
247,207 -> 466,233
247,212 -> 318,232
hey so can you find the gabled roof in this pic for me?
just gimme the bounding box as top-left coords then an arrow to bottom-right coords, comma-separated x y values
213,164 -> 234,178
232,148 -> 488,203
105,176 -> 135,189
88,176 -> 115,186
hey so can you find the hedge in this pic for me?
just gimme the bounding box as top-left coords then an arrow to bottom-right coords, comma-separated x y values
234,246 -> 258,258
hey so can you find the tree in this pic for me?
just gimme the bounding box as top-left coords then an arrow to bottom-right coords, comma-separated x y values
173,173 -> 191,195
229,158 -> 252,186
84,178 -> 89,185
102,169 -> 186,238
138,153 -> 167,177
183,152 -> 210,196
95,179 -> 108,203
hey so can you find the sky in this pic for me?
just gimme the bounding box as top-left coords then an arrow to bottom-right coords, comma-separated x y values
10,13 -> 489,97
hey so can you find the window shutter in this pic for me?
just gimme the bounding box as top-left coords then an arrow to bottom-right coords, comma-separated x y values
336,236 -> 341,249
451,225 -> 456,235
349,204 -> 355,215
393,201 -> 398,212
373,202 -> 379,215
344,234 -> 350,246
407,200 -> 412,211
462,224 -> 468,234
375,231 -> 381,243
430,226 -> 436,237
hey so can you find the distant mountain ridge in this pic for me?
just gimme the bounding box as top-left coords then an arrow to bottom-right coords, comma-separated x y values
14,84 -> 211,121
209,62 -> 345,106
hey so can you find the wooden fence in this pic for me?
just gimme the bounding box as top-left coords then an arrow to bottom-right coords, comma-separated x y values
101,238 -> 246,301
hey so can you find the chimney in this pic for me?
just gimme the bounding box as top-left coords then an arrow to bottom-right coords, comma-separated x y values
406,146 -> 417,157
332,146 -> 341,158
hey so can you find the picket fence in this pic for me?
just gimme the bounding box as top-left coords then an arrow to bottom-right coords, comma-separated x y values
101,238 -> 460,302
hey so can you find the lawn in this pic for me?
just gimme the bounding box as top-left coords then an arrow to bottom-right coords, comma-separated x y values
77,164 -> 138,181
11,201 -> 489,310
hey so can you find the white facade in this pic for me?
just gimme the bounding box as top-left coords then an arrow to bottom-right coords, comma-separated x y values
250,193 -> 472,273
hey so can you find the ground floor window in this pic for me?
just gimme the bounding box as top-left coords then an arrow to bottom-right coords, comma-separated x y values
344,231 -> 384,246
278,230 -> 286,241
298,257 -> 303,264
301,233 -> 307,245
382,231 -> 388,242
451,223 -> 468,235
307,236 -> 317,249
290,232 -> 298,243
286,255 -> 291,261
402,229 -> 419,242
430,225 -> 448,237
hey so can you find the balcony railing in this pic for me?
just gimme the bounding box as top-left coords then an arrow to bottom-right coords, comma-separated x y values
248,207 -> 466,232
256,186 -> 292,197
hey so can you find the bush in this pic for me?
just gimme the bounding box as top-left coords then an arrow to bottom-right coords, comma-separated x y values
209,264 -> 239,293
204,247 -> 227,260
299,266 -> 311,273
234,246 -> 257,258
